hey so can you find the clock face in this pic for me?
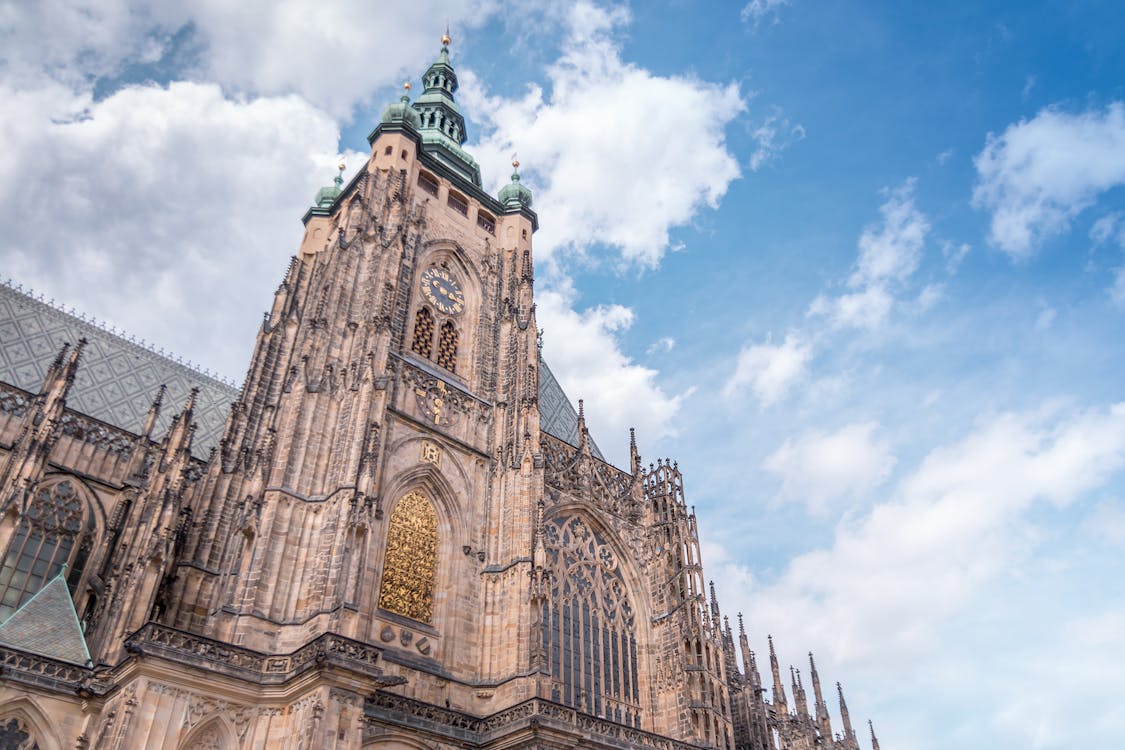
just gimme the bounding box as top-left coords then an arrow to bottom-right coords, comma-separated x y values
421,267 -> 464,315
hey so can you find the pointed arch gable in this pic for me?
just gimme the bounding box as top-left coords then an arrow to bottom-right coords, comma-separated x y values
0,696 -> 63,750
417,239 -> 484,291
178,715 -> 236,750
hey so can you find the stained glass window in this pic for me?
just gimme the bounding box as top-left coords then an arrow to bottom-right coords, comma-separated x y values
541,515 -> 641,726
0,479 -> 90,621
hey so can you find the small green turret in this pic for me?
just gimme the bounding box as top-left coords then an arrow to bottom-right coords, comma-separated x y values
381,82 -> 422,130
499,160 -> 533,210
313,163 -> 346,209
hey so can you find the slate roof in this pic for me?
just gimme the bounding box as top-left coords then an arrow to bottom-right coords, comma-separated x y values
539,359 -> 605,460
0,574 -> 91,665
0,282 -> 600,460
0,282 -> 237,459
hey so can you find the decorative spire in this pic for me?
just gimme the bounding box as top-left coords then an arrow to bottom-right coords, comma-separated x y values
838,682 -> 858,750
142,384 -> 167,438
809,652 -> 832,739
769,635 -> 788,713
629,427 -> 641,475
499,157 -> 534,210
576,398 -> 591,455
312,162 -> 348,209
869,720 -> 881,750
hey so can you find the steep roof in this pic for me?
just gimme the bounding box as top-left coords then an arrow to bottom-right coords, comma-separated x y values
0,282 -> 236,459
0,282 -> 601,460
0,574 -> 91,665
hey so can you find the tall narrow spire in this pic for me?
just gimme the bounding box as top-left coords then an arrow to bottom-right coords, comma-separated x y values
769,635 -> 788,714
869,720 -> 881,750
141,384 -> 167,438
809,652 -> 832,739
838,682 -> 858,750
408,31 -> 482,185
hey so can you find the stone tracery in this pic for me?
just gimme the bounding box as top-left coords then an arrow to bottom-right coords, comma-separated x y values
541,515 -> 642,727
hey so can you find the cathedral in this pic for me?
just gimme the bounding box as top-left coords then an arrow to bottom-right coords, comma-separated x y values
0,37 -> 883,750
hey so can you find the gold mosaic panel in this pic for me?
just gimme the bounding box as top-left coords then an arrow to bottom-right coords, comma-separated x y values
377,490 -> 438,623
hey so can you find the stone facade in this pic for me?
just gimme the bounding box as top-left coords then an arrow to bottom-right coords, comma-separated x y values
0,42 -> 882,750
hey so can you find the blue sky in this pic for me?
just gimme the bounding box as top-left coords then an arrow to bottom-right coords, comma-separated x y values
3,1 -> 1125,748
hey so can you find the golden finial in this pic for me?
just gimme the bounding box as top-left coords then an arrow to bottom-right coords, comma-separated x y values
337,162 -> 346,173
403,81 -> 411,91
441,24 -> 452,47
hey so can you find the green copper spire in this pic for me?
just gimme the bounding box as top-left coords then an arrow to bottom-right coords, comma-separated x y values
312,163 -> 345,210
499,159 -> 533,210
381,81 -> 422,129
410,32 -> 482,185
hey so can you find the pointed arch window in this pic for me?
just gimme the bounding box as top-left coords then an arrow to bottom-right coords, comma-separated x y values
411,307 -> 435,359
0,716 -> 37,749
377,490 -> 438,624
0,478 -> 93,621
542,515 -> 641,726
436,321 -> 458,372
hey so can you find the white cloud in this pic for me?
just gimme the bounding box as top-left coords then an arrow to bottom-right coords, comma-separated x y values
973,102 -> 1125,258
0,79 -> 358,377
741,0 -> 791,26
748,109 -> 806,171
537,283 -> 684,465
810,180 -> 930,330
1035,305 -> 1057,332
1082,499 -> 1125,547
942,240 -> 971,274
937,148 -> 954,166
646,336 -> 676,355
809,283 -> 893,331
915,283 -> 944,312
2,0 -> 498,116
724,332 -> 811,405
1090,212 -> 1123,247
463,1 -> 745,268
764,421 -> 896,515
749,403 -> 1125,669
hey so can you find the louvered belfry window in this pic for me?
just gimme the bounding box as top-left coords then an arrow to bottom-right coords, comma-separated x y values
411,307 -> 435,359
541,515 -> 642,727
437,321 -> 458,372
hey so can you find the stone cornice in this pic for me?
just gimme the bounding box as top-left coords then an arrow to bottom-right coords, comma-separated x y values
124,623 -> 406,688
366,692 -> 709,750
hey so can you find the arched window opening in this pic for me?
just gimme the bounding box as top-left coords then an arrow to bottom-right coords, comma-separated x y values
0,716 -> 38,749
417,171 -> 439,197
542,516 -> 641,726
437,321 -> 458,372
377,490 -> 438,624
411,307 -> 435,359
0,479 -> 91,621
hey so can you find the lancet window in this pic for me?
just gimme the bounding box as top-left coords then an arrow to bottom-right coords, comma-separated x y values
437,321 -> 458,372
541,515 -> 642,727
377,490 -> 438,624
0,478 -> 92,621
411,307 -> 435,359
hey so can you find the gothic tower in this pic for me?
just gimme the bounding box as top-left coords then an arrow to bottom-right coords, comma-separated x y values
0,35 -> 884,750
